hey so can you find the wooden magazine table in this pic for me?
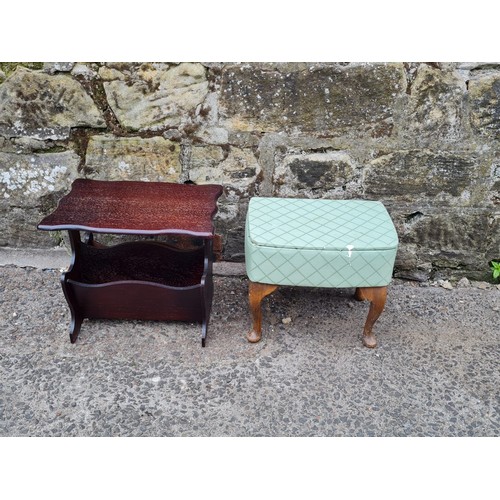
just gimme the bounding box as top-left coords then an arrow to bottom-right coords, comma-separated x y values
245,197 -> 399,348
38,179 -> 223,346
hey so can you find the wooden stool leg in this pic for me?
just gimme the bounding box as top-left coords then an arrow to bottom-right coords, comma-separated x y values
354,286 -> 387,348
247,281 -> 278,343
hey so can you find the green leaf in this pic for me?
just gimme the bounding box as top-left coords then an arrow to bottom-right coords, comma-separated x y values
494,269 -> 500,279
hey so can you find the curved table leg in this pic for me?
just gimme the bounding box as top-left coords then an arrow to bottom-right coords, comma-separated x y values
354,286 -> 387,348
69,313 -> 83,343
247,281 -> 278,343
61,230 -> 86,343
201,320 -> 208,347
200,239 -> 214,347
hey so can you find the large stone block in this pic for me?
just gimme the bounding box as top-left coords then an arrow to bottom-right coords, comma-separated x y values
364,150 -> 487,205
102,63 -> 209,131
188,145 -> 260,242
392,207 -> 500,278
0,206 -> 62,248
85,135 -> 181,182
468,73 -> 500,139
0,151 -> 80,247
220,63 -> 405,135
189,146 -> 260,198
403,65 -> 465,143
273,151 -> 360,198
0,151 -> 80,207
0,67 -> 106,140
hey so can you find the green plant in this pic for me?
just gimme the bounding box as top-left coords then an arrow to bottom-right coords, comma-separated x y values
491,260 -> 500,281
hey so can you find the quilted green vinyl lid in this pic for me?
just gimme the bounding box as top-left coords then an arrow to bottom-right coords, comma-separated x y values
247,198 -> 398,251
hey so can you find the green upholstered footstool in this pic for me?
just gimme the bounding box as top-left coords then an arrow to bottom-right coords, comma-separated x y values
244,197 -> 399,347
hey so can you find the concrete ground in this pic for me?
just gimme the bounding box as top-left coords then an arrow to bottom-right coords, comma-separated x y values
0,248 -> 499,436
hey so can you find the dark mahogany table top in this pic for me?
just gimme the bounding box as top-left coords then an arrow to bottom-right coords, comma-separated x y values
38,179 -> 223,237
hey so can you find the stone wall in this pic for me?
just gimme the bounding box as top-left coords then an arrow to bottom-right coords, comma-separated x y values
1,62 -> 499,280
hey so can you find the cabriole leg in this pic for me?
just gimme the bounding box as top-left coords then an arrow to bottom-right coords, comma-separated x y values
354,286 -> 388,348
247,281 -> 278,343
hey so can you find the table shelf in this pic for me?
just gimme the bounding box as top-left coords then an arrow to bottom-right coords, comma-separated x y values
66,279 -> 207,323
77,240 -> 205,288
63,240 -> 209,323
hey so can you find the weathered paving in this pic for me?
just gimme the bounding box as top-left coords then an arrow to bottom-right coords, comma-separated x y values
0,264 -> 498,437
